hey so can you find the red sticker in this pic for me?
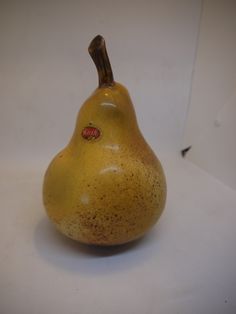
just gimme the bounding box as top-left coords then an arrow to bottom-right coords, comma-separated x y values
82,126 -> 101,140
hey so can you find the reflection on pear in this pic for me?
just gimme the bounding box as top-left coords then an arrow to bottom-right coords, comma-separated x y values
43,35 -> 166,246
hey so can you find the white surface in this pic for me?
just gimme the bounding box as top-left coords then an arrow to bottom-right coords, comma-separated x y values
183,0 -> 236,190
0,0 -> 201,162
1,154 -> 236,314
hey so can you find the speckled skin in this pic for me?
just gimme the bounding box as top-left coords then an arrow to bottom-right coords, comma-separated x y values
43,83 -> 166,245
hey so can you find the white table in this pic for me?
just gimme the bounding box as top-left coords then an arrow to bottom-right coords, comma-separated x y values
1,153 -> 236,314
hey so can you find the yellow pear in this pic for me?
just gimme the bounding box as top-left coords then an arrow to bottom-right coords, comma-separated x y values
43,35 -> 166,245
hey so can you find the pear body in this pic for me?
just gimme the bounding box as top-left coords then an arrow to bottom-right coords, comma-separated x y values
43,83 -> 166,245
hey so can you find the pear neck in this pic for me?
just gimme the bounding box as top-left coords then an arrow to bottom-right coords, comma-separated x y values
88,35 -> 115,88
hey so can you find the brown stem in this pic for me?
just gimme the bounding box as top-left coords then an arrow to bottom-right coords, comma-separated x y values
88,35 -> 115,88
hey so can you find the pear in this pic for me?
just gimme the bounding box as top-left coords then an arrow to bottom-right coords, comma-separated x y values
43,35 -> 166,246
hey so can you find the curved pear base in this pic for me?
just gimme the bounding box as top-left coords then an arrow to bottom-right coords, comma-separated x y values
49,203 -> 164,246
45,198 -> 165,247
54,222 -> 156,246
43,145 -> 166,246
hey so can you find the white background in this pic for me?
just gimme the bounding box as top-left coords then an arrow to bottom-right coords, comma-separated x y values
1,1 -> 236,314
183,0 -> 236,190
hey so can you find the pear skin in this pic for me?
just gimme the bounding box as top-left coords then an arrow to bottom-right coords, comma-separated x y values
43,36 -> 166,245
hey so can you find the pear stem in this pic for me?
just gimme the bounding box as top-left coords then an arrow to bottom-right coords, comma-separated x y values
88,35 -> 115,88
